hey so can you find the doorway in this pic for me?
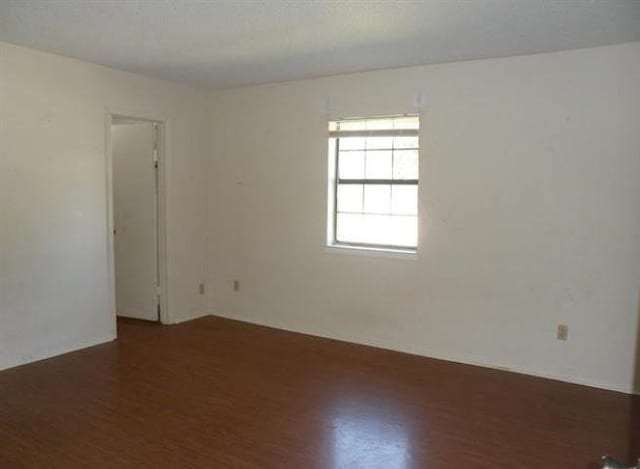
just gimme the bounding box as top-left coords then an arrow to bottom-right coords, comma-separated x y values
108,114 -> 166,322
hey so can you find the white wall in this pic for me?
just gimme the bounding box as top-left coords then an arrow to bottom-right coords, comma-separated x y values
2,39 -> 639,393
207,42 -> 640,393
0,42 -> 209,370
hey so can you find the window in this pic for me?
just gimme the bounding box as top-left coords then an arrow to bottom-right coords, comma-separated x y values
328,114 -> 419,252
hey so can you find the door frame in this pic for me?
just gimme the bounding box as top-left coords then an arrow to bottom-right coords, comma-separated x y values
104,107 -> 170,325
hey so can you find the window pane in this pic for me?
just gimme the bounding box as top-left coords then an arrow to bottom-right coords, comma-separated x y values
339,151 -> 364,179
364,215 -> 417,247
393,150 -> 418,179
336,213 -> 417,248
340,137 -> 365,150
366,136 -> 393,149
391,185 -> 418,215
336,213 -> 364,243
340,120 -> 366,131
337,184 -> 363,213
364,185 -> 391,214
394,136 -> 418,149
393,116 -> 419,130
366,118 -> 394,130
365,151 -> 392,179
394,216 -> 417,247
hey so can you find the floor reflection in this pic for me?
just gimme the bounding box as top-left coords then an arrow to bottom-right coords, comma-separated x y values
332,408 -> 411,469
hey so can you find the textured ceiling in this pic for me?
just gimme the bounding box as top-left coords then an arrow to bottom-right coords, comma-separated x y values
1,0 -> 639,89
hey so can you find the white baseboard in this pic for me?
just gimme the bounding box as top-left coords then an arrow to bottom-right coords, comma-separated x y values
206,312 -> 636,396
170,310 -> 211,325
403,348 -> 635,396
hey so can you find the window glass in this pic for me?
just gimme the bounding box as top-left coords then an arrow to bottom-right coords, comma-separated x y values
366,136 -> 393,150
364,185 -> 391,214
339,120 -> 366,131
364,151 -> 392,179
391,185 -> 418,215
329,114 -> 419,251
340,137 -> 365,150
392,150 -> 418,180
339,151 -> 365,179
393,136 -> 418,149
366,118 -> 394,130
393,116 -> 420,130
337,185 -> 363,213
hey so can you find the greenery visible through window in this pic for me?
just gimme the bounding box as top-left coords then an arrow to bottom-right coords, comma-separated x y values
328,114 -> 419,252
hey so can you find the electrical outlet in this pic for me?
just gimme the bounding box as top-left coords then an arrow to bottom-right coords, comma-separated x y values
199,283 -> 205,295
557,324 -> 568,341
233,280 -> 239,292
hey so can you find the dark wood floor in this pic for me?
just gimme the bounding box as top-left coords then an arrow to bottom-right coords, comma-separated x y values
0,316 -> 637,468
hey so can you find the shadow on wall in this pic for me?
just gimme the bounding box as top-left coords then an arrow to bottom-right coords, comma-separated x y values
629,290 -> 640,464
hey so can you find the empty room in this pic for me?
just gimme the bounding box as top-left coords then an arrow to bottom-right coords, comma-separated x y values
1,1 -> 640,467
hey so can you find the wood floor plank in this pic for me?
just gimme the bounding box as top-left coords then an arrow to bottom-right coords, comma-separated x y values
0,315 -> 636,468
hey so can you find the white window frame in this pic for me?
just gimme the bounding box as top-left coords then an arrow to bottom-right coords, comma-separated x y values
326,114 -> 419,254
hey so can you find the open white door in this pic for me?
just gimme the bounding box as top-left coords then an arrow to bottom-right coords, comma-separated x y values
112,121 -> 159,321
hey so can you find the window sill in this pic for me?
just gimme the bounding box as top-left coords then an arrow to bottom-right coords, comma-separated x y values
324,244 -> 418,260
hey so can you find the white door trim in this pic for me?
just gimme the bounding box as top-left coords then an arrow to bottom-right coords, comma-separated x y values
104,107 -> 170,326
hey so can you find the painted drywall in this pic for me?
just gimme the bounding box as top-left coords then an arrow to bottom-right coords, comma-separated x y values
207,42 -> 640,393
112,122 -> 158,321
0,42 -> 209,371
